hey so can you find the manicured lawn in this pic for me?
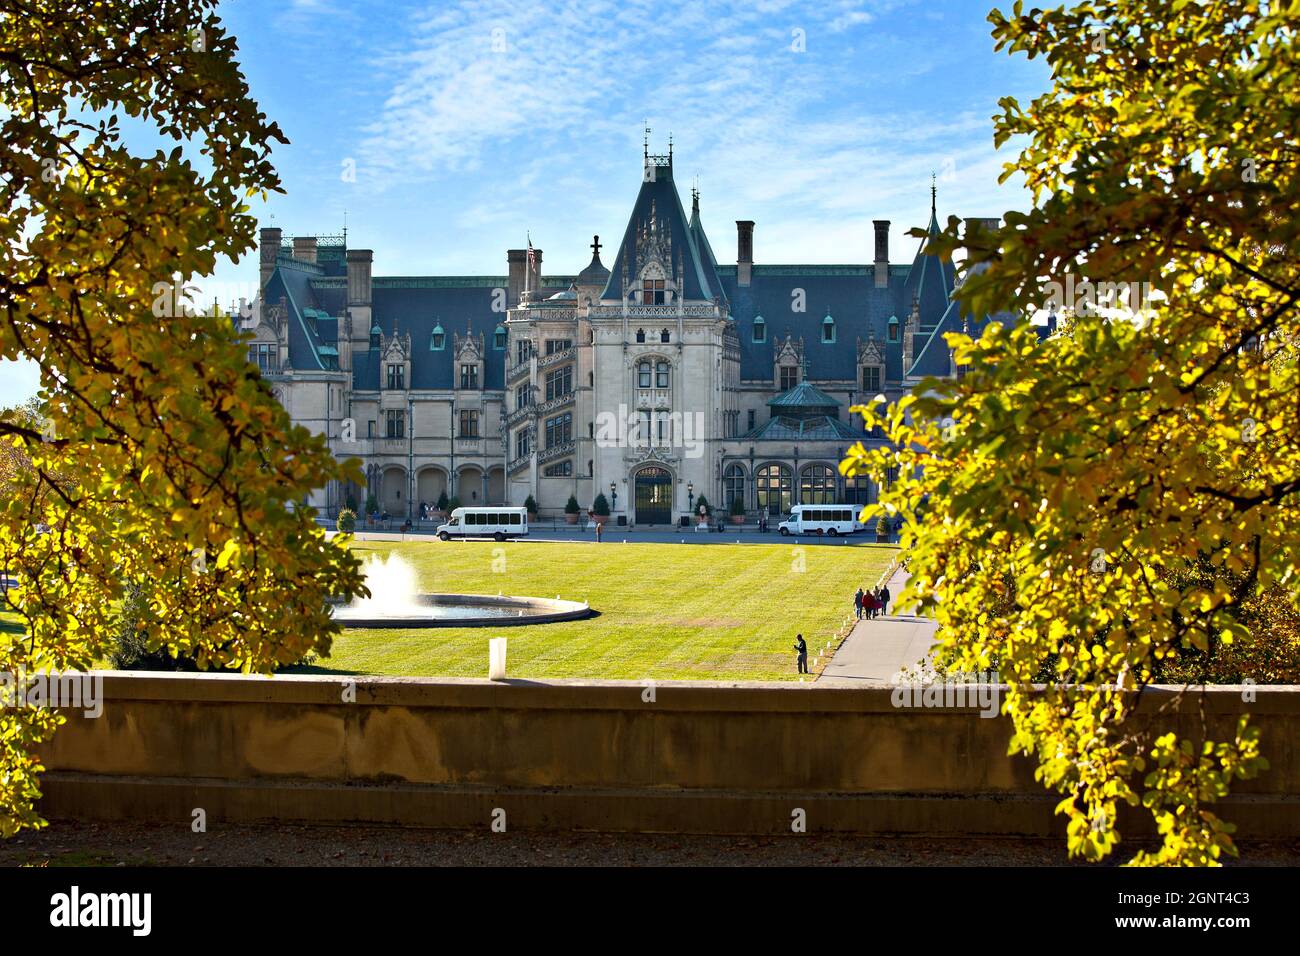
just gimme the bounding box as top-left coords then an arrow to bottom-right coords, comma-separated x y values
300,539 -> 897,681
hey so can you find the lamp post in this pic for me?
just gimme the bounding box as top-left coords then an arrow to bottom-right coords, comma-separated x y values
610,481 -> 617,512
687,480 -> 694,519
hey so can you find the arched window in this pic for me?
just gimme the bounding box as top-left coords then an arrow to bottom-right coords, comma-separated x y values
430,323 -> 445,350
752,315 -> 766,343
800,464 -> 837,504
637,361 -> 652,388
822,314 -> 836,343
724,464 -> 746,511
756,464 -> 793,516
494,325 -> 507,350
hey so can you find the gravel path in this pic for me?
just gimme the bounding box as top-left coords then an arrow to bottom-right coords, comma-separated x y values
4,821 -> 1298,867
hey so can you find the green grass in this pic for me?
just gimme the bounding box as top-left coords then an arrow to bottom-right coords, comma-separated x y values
298,539 -> 897,681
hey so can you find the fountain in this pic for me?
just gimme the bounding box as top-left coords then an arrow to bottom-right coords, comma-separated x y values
331,554 -> 593,629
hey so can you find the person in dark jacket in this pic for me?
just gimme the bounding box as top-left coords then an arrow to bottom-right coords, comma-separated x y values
880,583 -> 891,615
793,634 -> 808,674
854,588 -> 865,620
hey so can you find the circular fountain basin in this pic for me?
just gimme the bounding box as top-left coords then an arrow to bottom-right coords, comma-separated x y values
331,593 -> 593,629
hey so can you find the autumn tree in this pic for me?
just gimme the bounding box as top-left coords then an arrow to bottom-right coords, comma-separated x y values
0,1 -> 364,835
843,0 -> 1297,865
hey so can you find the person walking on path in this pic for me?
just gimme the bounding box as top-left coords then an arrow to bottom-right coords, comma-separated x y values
854,587 -> 864,620
880,583 -> 891,615
793,633 -> 808,674
596,520 -> 604,543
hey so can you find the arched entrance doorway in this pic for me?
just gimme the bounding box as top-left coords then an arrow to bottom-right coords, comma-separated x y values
634,466 -> 672,525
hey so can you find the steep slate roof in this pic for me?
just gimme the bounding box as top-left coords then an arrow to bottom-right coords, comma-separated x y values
599,158 -> 724,304
266,166 -> 994,393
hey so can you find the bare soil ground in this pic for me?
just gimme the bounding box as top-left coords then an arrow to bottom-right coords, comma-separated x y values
4,820 -> 1298,867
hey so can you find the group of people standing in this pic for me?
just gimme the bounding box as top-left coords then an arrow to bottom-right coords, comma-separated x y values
855,584 -> 890,620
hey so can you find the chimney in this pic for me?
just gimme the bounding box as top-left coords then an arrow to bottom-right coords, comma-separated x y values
736,220 -> 754,287
259,226 -> 282,288
507,250 -> 526,307
873,220 -> 890,288
292,236 -> 317,264
346,249 -> 373,307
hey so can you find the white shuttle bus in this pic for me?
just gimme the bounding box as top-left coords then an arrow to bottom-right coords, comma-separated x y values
778,504 -> 865,537
436,507 -> 529,542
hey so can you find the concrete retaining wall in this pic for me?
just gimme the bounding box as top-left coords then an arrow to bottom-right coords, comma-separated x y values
36,673 -> 1300,836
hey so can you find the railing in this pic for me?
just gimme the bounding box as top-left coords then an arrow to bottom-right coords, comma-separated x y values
507,453 -> 530,475
588,304 -> 718,319
504,404 -> 533,427
536,347 -> 575,371
537,440 -> 575,466
534,391 -> 574,417
507,359 -> 531,383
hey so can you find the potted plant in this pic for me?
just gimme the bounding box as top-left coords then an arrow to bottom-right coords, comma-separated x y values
446,496 -> 461,515
524,494 -> 538,522
564,494 -> 581,524
729,496 -> 745,525
876,514 -> 891,543
364,493 -> 378,527
435,490 -> 449,517
592,493 -> 610,524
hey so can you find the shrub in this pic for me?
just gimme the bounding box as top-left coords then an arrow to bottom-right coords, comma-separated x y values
695,494 -> 711,517
592,493 -> 610,516
365,493 -> 379,515
336,508 -> 356,533
524,494 -> 538,515
730,496 -> 745,517
436,490 -> 448,512
564,495 -> 580,515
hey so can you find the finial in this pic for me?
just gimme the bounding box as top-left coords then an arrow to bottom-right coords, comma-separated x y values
643,121 -> 650,161
668,132 -> 673,163
930,172 -> 937,217
591,235 -> 601,257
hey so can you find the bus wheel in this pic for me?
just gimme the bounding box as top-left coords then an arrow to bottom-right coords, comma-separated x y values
828,528 -> 839,536
494,532 -> 506,542
438,531 -> 450,541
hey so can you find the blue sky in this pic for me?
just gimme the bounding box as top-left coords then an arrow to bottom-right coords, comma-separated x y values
2,0 -> 1048,407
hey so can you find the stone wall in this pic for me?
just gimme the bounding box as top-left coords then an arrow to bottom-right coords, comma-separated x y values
36,673 -> 1300,836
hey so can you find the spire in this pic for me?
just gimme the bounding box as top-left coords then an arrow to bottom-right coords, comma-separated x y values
930,171 -> 937,219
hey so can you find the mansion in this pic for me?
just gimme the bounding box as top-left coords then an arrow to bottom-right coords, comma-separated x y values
243,144 -> 1001,524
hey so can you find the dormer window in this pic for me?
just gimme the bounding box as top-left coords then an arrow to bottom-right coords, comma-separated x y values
430,323 -> 445,350
780,365 -> 798,391
642,279 -> 665,305
386,363 -> 405,390
752,316 -> 766,343
660,329 -> 670,343
370,324 -> 382,350
822,314 -> 836,343
635,328 -> 646,343
494,325 -> 507,350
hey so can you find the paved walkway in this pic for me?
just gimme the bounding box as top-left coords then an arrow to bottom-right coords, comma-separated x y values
818,564 -> 938,686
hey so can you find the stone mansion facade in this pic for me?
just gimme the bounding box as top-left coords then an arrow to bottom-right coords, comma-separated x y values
243,145 -> 999,524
